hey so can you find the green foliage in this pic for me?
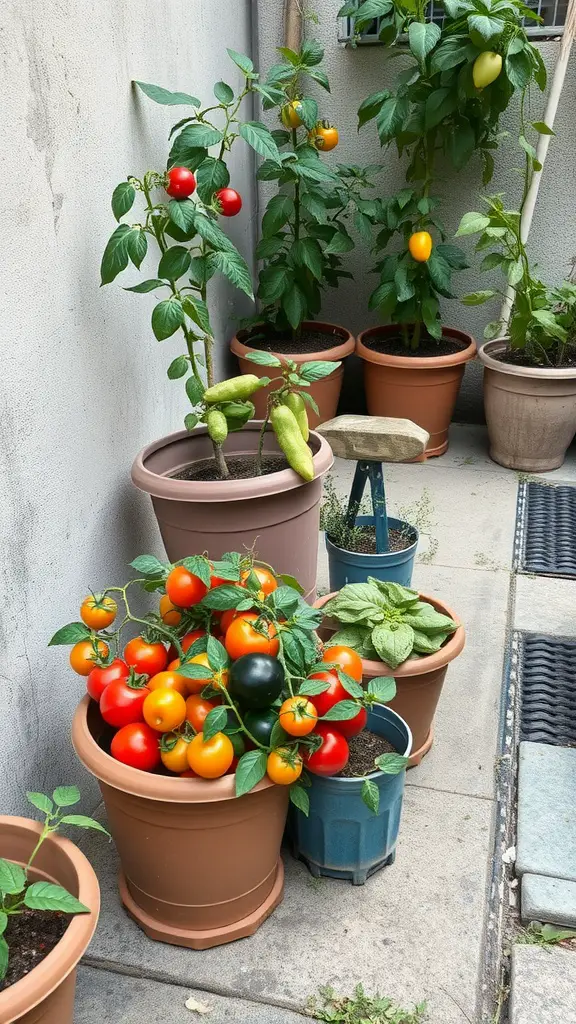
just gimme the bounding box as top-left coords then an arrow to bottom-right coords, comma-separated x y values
324,579 -> 458,669
457,197 -> 576,365
308,984 -> 427,1023
320,475 -> 417,552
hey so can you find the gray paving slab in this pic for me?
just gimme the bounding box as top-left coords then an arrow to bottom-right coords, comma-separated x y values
511,944 -> 576,1024
78,785 -> 493,1024
75,965 -> 315,1023
522,874 -> 576,927
517,742 -> 576,882
514,575 -> 576,637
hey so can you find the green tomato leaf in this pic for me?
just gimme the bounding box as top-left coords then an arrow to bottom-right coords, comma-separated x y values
299,678 -> 331,696
455,212 -> 491,236
130,554 -> 167,577
408,21 -> 441,63
322,699 -> 362,721
0,936 -> 8,980
245,350 -> 283,367
182,296 -> 212,334
206,249 -> 254,299
289,784 -> 310,816
358,89 -> 390,128
48,622 -> 91,646
461,290 -> 497,306
300,39 -> 325,67
201,584 -> 249,610
202,706 -> 229,742
214,81 -> 234,104
361,778 -> 380,813
195,157 -> 230,203
60,815 -> 111,835
167,355 -> 189,380
124,279 -> 167,293
235,750 -> 268,798
27,792 -> 54,814
111,182 -> 135,222
0,913 -> 7,937
227,48 -> 255,75
134,81 -> 200,106
0,859 -> 26,895
367,675 -> 396,702
240,121 -> 281,163
52,786 -> 80,807
262,194 -> 295,237
158,246 -> 191,282
24,882 -> 89,914
100,223 -> 132,285
152,298 -> 185,341
374,753 -> 409,775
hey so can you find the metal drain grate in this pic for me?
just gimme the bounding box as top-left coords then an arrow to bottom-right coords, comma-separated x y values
520,633 -> 576,746
519,482 -> 576,578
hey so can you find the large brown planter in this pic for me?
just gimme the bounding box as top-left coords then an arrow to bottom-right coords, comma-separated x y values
314,592 -> 465,766
231,322 -> 355,428
0,816 -> 99,1024
72,696 -> 289,950
131,422 -> 333,601
479,338 -> 576,471
356,325 -> 477,456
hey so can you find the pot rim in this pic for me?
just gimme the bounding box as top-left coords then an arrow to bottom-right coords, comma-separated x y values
231,320 -> 355,365
478,337 -> 576,379
316,704 -> 413,784
131,421 -> 334,502
325,516 -> 419,561
72,696 -> 276,803
314,590 -> 465,677
356,324 -> 477,369
0,816 -> 100,1023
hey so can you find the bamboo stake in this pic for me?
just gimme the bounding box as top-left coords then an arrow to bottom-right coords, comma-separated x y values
284,0 -> 304,51
500,0 -> 576,328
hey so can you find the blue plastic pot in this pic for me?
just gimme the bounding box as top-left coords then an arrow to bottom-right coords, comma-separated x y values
291,705 -> 412,884
326,516 -> 418,590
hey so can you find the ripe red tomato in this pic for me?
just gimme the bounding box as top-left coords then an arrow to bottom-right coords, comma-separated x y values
215,187 -> 242,216
165,166 -> 196,199
86,659 -> 129,702
322,645 -> 363,683
124,637 -> 167,677
185,694 -> 216,732
100,677 -> 150,728
308,670 -> 348,718
241,566 -> 278,597
220,608 -> 242,635
181,630 -> 206,653
305,724 -> 349,777
110,723 -> 160,772
333,705 -> 368,739
166,566 -> 207,608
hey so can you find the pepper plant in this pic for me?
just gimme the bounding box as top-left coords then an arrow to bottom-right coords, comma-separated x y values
0,788 -> 107,981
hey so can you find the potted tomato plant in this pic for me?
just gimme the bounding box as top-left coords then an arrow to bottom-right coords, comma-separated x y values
54,552 -> 402,945
231,41 -> 377,425
349,0 -> 546,454
314,578 -> 465,765
0,789 -> 102,1024
102,50 -> 334,597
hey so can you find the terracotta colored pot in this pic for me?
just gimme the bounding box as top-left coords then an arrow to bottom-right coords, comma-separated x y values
131,422 -> 333,601
72,697 -> 289,950
479,338 -> 576,471
314,591 -> 465,766
231,322 -> 355,428
356,325 -> 477,456
0,816 -> 99,1024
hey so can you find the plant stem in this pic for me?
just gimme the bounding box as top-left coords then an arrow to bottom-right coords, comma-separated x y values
199,244 -> 230,479
291,125 -> 302,347
25,823 -> 50,876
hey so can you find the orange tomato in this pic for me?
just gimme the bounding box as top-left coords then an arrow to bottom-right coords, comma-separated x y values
166,566 -> 207,608
241,566 -> 278,598
408,230 -> 432,263
159,595 -> 182,627
185,694 -> 217,732
80,595 -> 117,630
224,613 -> 279,660
309,122 -> 339,151
266,747 -> 303,785
187,731 -> 234,778
147,670 -> 189,698
186,652 -> 229,694
321,645 -> 363,683
143,688 -> 186,733
69,638 -> 109,676
278,696 -> 318,737
160,734 -> 192,773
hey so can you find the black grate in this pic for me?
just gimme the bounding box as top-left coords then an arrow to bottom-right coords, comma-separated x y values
519,633 -> 576,746
520,482 -> 576,578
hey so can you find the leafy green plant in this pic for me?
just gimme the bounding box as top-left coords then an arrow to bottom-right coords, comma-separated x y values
323,579 -> 458,669
0,787 -> 107,980
307,984 -> 427,1023
319,475 -> 416,552
457,197 -> 576,365
244,42 -> 379,338
518,921 -> 576,947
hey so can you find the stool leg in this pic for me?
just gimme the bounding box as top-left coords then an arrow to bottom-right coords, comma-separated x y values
345,461 -> 369,530
368,463 -> 389,553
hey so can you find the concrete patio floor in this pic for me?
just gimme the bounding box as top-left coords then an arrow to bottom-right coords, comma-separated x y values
73,424 -> 576,1024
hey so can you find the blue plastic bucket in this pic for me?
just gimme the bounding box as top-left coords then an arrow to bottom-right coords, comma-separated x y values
326,515 -> 418,590
291,705 -> 412,884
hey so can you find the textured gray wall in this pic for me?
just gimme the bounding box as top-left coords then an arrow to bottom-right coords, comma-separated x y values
255,4 -> 576,421
0,0 -> 254,814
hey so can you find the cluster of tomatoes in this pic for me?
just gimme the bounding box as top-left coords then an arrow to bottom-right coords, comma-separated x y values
165,166 -> 242,217
68,562 -> 367,787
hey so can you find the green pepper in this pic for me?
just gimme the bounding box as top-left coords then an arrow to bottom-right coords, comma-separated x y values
204,375 -> 263,404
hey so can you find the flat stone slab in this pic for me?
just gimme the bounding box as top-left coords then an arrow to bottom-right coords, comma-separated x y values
514,575 -> 576,637
317,415 -> 429,462
511,945 -> 576,1024
522,874 -> 576,927
78,785 -> 492,1024
517,742 -> 576,881
75,965 -> 313,1023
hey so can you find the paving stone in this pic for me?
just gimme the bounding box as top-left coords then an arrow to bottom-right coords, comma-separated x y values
517,742 -> 576,882
75,965 -> 314,1023
522,874 -> 576,927
511,944 -> 576,1024
78,786 -> 493,1024
514,575 -> 576,637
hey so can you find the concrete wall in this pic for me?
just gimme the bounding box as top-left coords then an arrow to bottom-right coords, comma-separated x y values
255,4 -> 576,421
0,0 -> 255,814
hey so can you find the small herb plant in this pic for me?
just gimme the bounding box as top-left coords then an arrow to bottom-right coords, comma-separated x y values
0,787 -> 107,980
323,580 -> 458,669
320,475 -> 416,552
457,198 -> 576,366
308,984 -> 427,1024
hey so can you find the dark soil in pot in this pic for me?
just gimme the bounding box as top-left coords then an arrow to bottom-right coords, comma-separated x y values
0,910 -> 69,991
238,326 -> 347,355
493,348 -> 576,369
362,330 -> 467,359
328,525 -> 415,555
338,730 -> 397,777
173,454 -> 289,482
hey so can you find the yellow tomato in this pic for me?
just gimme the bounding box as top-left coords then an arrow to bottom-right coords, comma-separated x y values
281,100 -> 303,128
408,231 -> 433,263
473,52 -> 503,89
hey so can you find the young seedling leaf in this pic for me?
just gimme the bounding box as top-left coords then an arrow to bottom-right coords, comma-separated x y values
52,786 -> 80,807
26,792 -> 54,815
60,815 -> 111,836
24,882 -> 90,914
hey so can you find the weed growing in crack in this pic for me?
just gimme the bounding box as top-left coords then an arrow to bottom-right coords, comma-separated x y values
307,984 -> 427,1023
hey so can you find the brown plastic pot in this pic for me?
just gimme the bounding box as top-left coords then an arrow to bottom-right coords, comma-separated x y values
356,325 -> 477,456
314,592 -> 465,766
231,322 -> 355,428
131,422 -> 333,601
72,697 -> 289,950
0,816 -> 99,1024
479,338 -> 576,471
